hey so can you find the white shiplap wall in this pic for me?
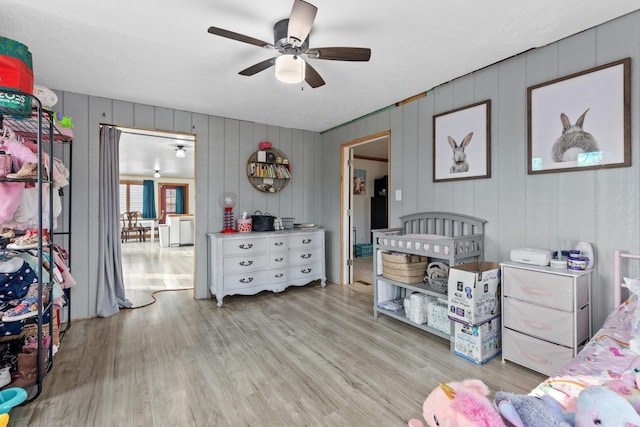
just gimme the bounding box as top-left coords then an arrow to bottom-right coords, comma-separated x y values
56,95 -> 322,319
322,11 -> 640,331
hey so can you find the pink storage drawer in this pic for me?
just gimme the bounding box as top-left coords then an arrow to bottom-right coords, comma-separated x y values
503,267 -> 582,311
503,328 -> 574,376
503,296 -> 575,347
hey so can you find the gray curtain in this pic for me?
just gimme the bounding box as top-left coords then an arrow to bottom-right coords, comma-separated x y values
96,126 -> 132,317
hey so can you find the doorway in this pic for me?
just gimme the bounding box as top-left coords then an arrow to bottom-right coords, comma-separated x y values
117,127 -> 196,306
340,130 -> 390,288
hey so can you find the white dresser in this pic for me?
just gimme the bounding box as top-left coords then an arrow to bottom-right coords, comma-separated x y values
500,261 -> 591,376
207,229 -> 326,306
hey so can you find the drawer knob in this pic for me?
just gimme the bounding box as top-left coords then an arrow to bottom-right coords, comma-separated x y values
302,239 -> 312,244
301,268 -> 312,274
239,277 -> 254,284
239,243 -> 253,249
301,253 -> 312,259
274,257 -> 284,262
239,260 -> 253,266
274,273 -> 284,278
274,242 -> 284,246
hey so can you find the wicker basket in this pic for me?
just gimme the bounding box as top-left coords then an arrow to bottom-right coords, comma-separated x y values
381,252 -> 428,284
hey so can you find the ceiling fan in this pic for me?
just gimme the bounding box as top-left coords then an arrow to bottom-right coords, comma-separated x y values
207,0 -> 371,88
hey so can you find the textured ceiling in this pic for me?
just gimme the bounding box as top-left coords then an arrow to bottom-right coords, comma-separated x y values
2,1 -> 639,133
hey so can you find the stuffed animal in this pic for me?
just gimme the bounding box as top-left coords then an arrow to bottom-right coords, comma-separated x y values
494,391 -> 571,427
606,372 -> 640,415
572,386 -> 640,427
408,379 -> 506,427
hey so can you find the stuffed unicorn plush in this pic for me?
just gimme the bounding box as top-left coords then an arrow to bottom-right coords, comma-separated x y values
408,379 -> 505,427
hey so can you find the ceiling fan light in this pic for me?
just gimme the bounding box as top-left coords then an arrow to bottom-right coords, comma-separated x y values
175,145 -> 186,158
275,54 -> 305,84
154,170 -> 161,178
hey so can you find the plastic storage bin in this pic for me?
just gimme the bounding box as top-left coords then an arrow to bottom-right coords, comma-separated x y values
354,243 -> 373,257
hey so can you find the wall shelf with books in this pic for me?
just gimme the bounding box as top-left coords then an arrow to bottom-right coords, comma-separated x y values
246,147 -> 291,193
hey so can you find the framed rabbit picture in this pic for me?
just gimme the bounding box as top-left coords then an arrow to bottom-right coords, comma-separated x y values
433,100 -> 491,182
527,57 -> 630,174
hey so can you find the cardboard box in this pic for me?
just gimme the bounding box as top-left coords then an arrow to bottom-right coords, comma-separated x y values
447,261 -> 501,325
453,316 -> 501,365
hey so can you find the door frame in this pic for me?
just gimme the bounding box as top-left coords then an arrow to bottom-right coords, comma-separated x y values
116,125 -> 197,295
340,130 -> 390,285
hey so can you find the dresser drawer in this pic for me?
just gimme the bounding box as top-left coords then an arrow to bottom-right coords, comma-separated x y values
268,268 -> 288,284
289,262 -> 322,281
289,233 -> 321,249
223,270 -> 269,291
223,238 -> 266,256
503,267 -> 584,311
223,254 -> 268,274
268,235 -> 288,252
503,328 -> 573,376
289,248 -> 321,266
503,297 -> 575,347
269,252 -> 288,269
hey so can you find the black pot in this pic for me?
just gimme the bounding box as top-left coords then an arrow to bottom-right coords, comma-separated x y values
251,211 -> 275,232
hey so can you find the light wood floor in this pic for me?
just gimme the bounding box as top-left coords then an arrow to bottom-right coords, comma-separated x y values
9,245 -> 546,426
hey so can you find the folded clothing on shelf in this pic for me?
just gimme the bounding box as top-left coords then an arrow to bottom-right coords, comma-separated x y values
0,259 -> 35,301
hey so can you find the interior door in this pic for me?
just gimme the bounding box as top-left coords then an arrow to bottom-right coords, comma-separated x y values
159,184 -> 187,223
159,185 -> 175,224
347,149 -> 355,285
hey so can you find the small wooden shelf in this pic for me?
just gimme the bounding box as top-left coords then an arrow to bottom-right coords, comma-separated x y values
246,147 -> 291,193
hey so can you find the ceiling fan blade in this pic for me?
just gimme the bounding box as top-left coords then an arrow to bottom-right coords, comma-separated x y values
288,0 -> 317,45
309,47 -> 371,61
208,26 -> 274,48
304,61 -> 325,88
239,57 -> 277,76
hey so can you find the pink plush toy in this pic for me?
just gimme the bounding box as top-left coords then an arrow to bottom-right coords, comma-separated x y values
408,379 -> 506,427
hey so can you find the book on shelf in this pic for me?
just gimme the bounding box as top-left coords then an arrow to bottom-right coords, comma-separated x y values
248,162 -> 290,179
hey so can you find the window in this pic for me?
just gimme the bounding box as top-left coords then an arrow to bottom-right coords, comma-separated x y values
119,181 -> 143,213
165,188 -> 177,213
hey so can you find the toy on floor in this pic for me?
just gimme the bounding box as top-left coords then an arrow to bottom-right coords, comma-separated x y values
408,379 -> 506,427
494,391 -> 571,427
571,386 -> 640,427
0,387 -> 28,427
